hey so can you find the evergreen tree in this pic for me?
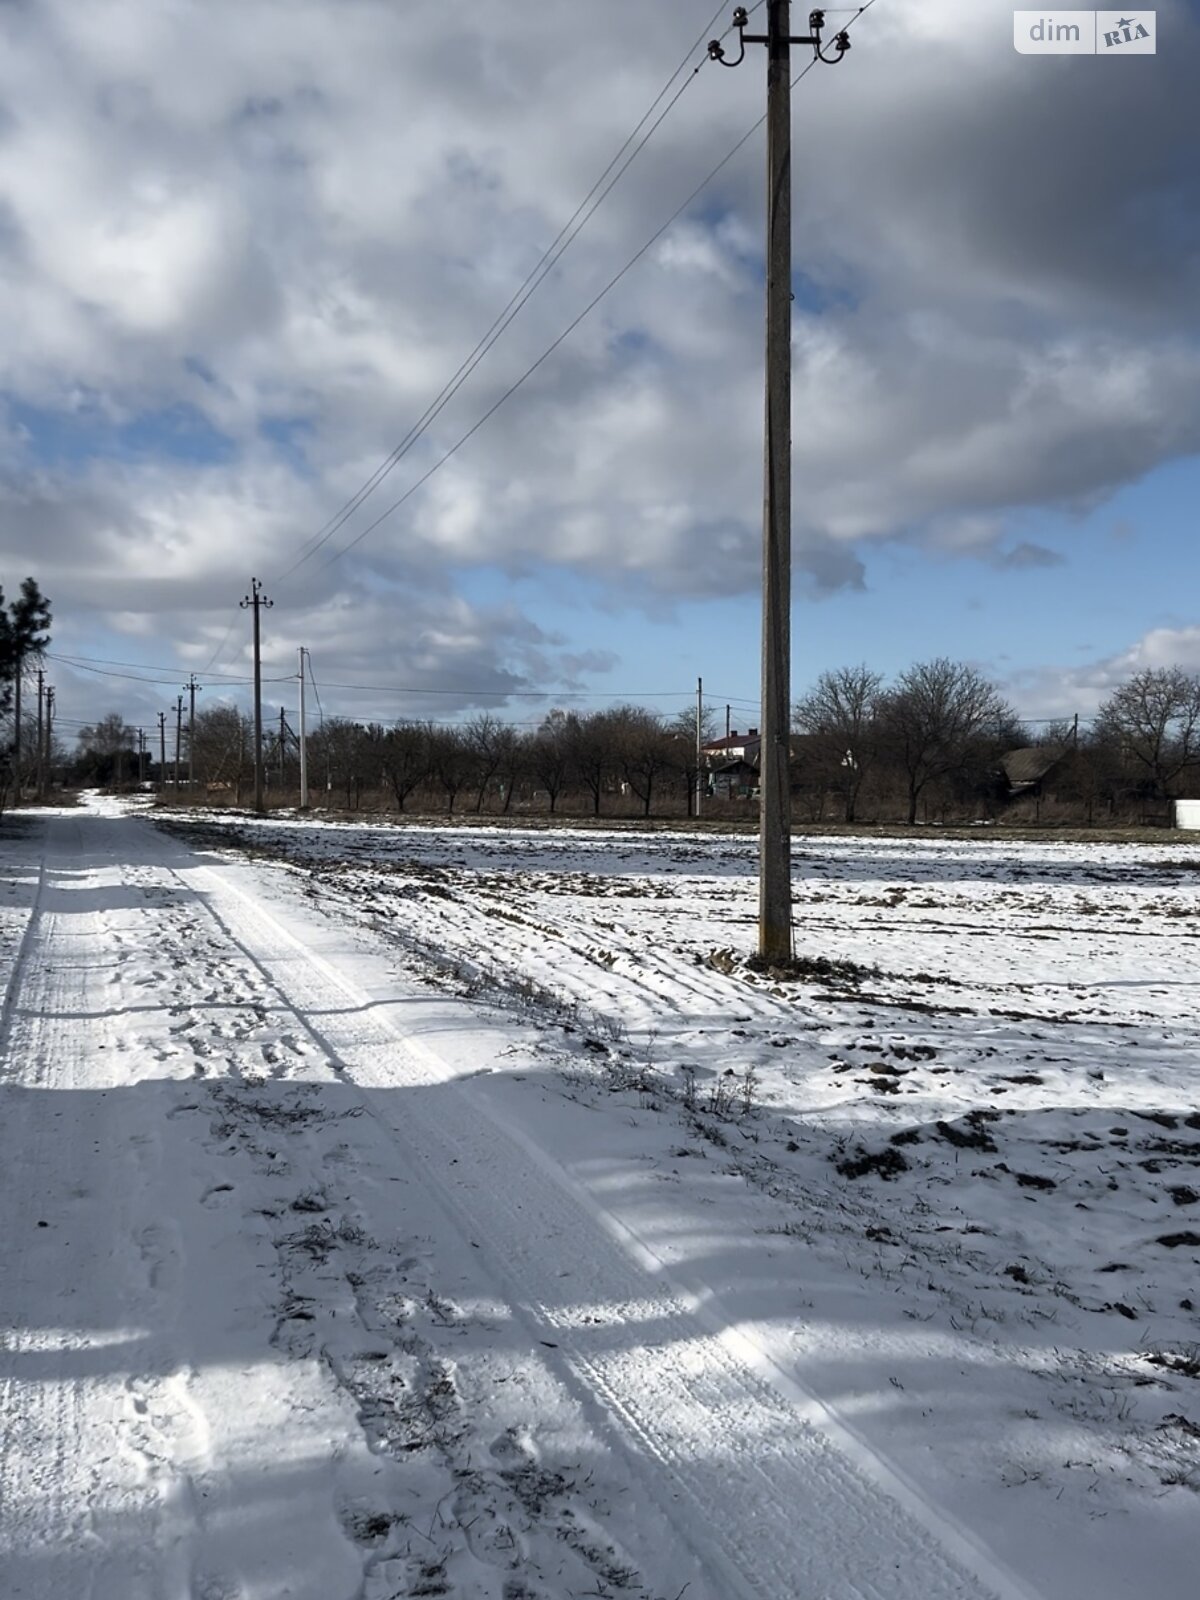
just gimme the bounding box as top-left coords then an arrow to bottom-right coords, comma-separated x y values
7,578 -> 52,775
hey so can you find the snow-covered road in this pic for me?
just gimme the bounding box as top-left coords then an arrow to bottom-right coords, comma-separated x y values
1,801 -> 1195,1600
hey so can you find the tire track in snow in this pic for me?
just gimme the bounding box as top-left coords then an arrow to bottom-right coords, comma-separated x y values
162,829 -> 1046,1600
0,817 -> 210,1600
0,824 -> 48,1063
2,808 -> 710,1600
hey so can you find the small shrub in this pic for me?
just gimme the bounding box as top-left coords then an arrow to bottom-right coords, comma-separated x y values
836,1146 -> 910,1181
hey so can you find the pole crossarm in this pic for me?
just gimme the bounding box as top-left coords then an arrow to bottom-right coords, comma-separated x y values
240,578 -> 274,813
708,7 -> 850,65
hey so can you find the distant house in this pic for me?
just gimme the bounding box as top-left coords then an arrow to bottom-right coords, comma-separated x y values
710,757 -> 759,800
702,727 -> 760,766
999,745 -> 1069,798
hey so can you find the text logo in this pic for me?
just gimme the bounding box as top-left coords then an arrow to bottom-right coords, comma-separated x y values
1096,11 -> 1155,51
1013,10 -> 1155,53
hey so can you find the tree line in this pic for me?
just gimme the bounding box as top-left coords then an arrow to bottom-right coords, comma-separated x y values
71,656 -> 1200,826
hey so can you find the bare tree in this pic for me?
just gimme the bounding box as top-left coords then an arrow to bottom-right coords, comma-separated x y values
530,713 -> 571,813
565,711 -> 613,817
492,723 -> 526,814
613,706 -> 674,818
316,718 -> 373,808
793,664 -> 883,823
879,659 -> 1013,825
73,712 -> 138,786
466,714 -> 509,813
191,706 -> 252,800
1096,667 -> 1200,799
428,725 -> 474,815
381,721 -> 429,812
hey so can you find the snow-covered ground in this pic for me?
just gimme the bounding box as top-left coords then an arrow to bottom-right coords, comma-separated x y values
2,797 -> 1197,1600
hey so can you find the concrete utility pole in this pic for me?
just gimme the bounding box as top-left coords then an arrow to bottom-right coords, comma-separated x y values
157,711 -> 167,786
298,647 -> 310,811
35,668 -> 44,801
185,673 -> 202,793
13,666 -> 23,797
709,5 -> 851,960
240,578 -> 273,814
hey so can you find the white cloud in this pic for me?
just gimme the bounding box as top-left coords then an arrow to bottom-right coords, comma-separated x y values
1007,627 -> 1200,719
0,0 -> 1196,711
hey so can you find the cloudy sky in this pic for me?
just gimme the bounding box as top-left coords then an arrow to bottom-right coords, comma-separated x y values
1,0 -> 1197,744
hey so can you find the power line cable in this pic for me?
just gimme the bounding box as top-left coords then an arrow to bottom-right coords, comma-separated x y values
315,16 -> 864,574
199,610 -> 242,675
46,655 -> 297,690
49,650 -> 257,684
306,653 -> 325,728
46,649 -> 696,702
276,1 -> 743,587
288,678 -> 694,698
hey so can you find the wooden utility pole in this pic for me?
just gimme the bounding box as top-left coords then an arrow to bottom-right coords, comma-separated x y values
240,578 -> 273,813
708,4 -> 851,960
279,706 -> 287,789
157,711 -> 167,785
696,676 -> 704,818
185,674 -> 202,793
43,685 -> 54,797
759,0 -> 794,959
138,727 -> 146,786
174,695 -> 184,791
298,647 -> 310,810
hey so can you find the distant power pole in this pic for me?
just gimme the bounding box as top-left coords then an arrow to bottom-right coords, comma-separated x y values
174,695 -> 184,791
43,685 -> 54,797
138,727 -> 146,785
13,663 -> 25,796
298,646 -> 310,810
185,673 -> 202,793
709,4 -> 852,960
157,711 -> 167,785
279,706 -> 287,788
241,578 -> 273,813
696,676 -> 704,818
35,668 -> 44,801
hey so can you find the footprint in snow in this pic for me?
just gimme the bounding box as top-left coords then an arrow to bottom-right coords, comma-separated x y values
489,1426 -> 532,1463
193,1574 -> 245,1600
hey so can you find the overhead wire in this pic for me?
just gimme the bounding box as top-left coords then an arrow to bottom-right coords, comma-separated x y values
64,3 -> 885,719
45,647 -> 699,704
49,650 -> 256,684
198,610 -> 243,676
46,653 -> 294,689
314,5 -> 866,574
305,652 -> 325,728
275,0 -> 745,587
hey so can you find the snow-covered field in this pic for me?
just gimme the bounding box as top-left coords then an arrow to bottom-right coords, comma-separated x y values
2,796 -> 1197,1600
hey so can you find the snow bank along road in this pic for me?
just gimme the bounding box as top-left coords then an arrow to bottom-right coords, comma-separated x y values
0,801 -> 1194,1600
